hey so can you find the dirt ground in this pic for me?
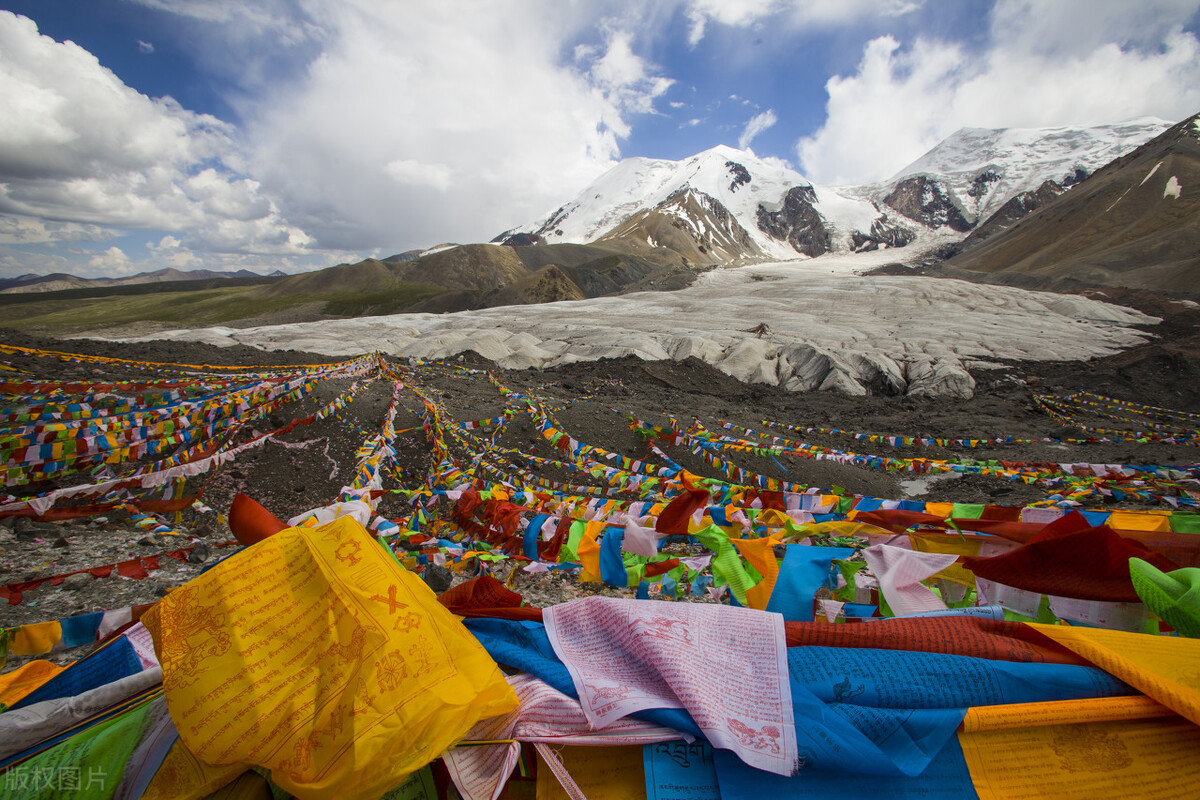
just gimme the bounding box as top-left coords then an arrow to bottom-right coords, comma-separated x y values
3,287 -> 1199,662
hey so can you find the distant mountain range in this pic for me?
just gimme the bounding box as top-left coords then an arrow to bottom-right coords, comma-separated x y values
496,118 -> 1170,267
0,267 -> 287,294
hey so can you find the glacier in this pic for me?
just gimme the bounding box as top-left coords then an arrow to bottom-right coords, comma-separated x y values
105,245 -> 1156,399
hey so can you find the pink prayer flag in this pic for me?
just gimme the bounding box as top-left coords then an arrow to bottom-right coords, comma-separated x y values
861,543 -> 958,616
544,597 -> 797,776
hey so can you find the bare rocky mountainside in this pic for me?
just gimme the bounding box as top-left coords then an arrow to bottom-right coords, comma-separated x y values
941,113 -> 1200,292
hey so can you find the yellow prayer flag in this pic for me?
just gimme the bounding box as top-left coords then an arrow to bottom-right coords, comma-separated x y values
10,620 -> 62,656
731,536 -> 781,610
141,516 -> 518,800
959,717 -> 1200,800
535,745 -> 647,800
1026,623 -> 1200,725
140,738 -> 248,800
924,502 -> 955,519
961,695 -> 1177,733
1107,510 -> 1171,532
576,520 -> 604,580
0,659 -> 65,707
911,533 -> 982,588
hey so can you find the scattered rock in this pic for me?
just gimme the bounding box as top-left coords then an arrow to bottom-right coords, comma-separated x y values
422,564 -> 454,594
62,573 -> 92,591
187,544 -> 211,564
192,518 -> 220,539
53,536 -> 70,548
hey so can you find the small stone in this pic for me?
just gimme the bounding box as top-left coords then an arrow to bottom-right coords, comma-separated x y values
187,544 -> 211,564
53,536 -> 70,548
153,583 -> 172,597
62,572 -> 93,590
14,517 -> 33,536
421,564 -> 454,594
138,537 -> 158,547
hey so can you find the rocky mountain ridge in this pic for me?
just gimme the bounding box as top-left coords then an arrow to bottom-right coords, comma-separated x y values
0,267 -> 285,294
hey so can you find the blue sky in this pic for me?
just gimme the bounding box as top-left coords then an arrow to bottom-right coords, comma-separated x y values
2,0 -> 1199,279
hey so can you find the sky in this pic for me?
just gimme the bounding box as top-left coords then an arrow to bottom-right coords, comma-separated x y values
2,0 -> 1199,280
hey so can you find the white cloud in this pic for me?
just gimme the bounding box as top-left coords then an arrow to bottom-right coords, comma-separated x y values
127,0 -> 319,43
88,245 -> 133,274
384,160 -> 455,192
241,2 -> 674,250
989,0 -> 1200,56
586,27 -> 674,118
145,234 -> 202,269
797,4 -> 1200,185
738,108 -> 777,149
685,0 -> 921,46
137,39 -> 155,54
0,215 -> 114,244
0,11 -> 314,257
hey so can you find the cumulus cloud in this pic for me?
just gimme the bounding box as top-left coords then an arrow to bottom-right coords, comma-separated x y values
0,11 -> 313,257
88,245 -> 133,274
738,108 -> 777,149
797,1 -> 1200,184
586,27 -> 674,118
240,2 -> 674,251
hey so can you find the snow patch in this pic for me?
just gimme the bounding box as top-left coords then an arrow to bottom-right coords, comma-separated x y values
1140,161 -> 1163,185
1164,176 -> 1182,199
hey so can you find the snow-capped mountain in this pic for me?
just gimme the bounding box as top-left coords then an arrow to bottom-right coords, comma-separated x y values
879,117 -> 1171,224
945,112 -> 1200,291
496,145 -> 843,261
498,119 -> 1171,265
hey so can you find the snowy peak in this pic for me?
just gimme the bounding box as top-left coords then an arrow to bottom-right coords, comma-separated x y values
597,186 -> 767,265
887,117 -> 1172,222
502,145 -> 817,261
